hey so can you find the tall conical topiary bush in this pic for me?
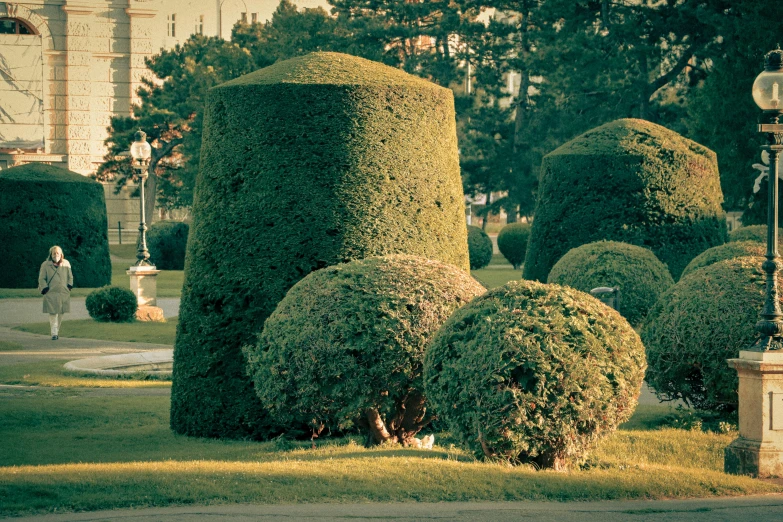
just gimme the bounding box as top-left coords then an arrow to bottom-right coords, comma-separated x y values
0,164 -> 111,288
172,52 -> 470,439
523,119 -> 727,282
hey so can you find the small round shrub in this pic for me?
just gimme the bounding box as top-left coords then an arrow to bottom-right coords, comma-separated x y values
680,241 -> 766,278
86,286 -> 138,322
728,225 -> 780,243
244,255 -> 485,445
468,225 -> 493,269
147,221 -> 189,270
547,241 -> 674,327
642,256 -> 772,413
497,222 -> 531,269
425,280 -> 646,469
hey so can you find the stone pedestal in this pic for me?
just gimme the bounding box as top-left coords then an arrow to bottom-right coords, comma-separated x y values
127,265 -> 164,322
725,350 -> 783,477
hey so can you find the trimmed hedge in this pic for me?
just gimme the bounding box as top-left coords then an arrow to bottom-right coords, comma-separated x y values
86,286 -> 138,322
0,164 -> 111,288
244,255 -> 485,445
547,241 -> 674,327
641,256 -> 770,413
680,241 -> 766,279
425,280 -> 645,469
497,222 -> 531,269
467,225 -> 493,269
147,221 -> 189,270
728,225 -> 778,243
523,119 -> 727,282
172,52 -> 470,439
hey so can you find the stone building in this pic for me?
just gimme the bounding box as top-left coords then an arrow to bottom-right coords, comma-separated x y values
0,0 -> 325,237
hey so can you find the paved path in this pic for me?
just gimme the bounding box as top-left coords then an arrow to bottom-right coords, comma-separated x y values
8,495 -> 783,521
0,298 -> 180,326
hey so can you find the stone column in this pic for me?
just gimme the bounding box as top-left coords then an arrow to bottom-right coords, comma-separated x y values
725,350 -> 783,477
126,265 -> 165,322
61,1 -> 94,174
125,0 -> 157,108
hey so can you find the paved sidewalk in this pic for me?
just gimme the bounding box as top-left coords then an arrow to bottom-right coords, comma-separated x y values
0,298 -> 180,326
8,495 -> 783,521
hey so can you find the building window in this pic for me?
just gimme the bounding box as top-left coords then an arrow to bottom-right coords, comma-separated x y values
240,12 -> 247,23
0,18 -> 36,35
251,13 -> 258,23
167,14 -> 176,37
196,15 -> 204,35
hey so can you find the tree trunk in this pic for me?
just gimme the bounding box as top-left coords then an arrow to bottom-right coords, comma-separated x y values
143,172 -> 157,228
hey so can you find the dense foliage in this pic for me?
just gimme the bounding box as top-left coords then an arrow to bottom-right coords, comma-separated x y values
497,222 -> 531,269
0,164 -> 111,289
425,280 -> 645,469
171,52 -> 470,439
728,225 -> 774,243
147,221 -> 189,270
642,256 -> 770,413
680,241 -> 765,279
85,286 -> 138,322
547,241 -> 674,327
523,119 -> 727,282
244,255 -> 485,445
467,225 -> 493,270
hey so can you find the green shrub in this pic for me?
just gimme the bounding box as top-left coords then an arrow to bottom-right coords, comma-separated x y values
467,225 -> 493,269
641,256 -> 769,413
523,119 -> 727,282
147,221 -> 189,270
86,286 -> 138,322
497,222 -> 531,269
728,225 -> 778,243
244,255 -> 485,445
0,164 -> 111,288
172,52 -> 471,439
425,280 -> 645,469
680,241 -> 766,278
546,241 -> 674,327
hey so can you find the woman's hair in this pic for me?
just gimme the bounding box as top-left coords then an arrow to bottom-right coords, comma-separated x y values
48,245 -> 64,263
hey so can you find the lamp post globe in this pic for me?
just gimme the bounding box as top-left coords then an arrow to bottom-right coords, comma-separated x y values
130,129 -> 152,266
751,48 -> 783,352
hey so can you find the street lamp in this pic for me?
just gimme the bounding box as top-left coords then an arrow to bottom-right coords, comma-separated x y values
130,129 -> 152,267
750,47 -> 783,351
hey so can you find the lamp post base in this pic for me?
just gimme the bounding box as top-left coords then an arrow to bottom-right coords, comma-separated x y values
135,304 -> 165,323
726,350 -> 783,477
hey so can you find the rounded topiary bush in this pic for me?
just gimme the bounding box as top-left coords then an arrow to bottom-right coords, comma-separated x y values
86,286 -> 138,322
728,225 -> 778,243
147,221 -> 189,270
467,225 -> 493,269
680,241 -> 766,279
0,164 -> 111,288
497,222 -> 531,269
523,119 -> 727,282
641,256 -> 771,413
546,241 -> 674,327
244,255 -> 485,445
425,280 -> 646,469
173,52 -> 471,439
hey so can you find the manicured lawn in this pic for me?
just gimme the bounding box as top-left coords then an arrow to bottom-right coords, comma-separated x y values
0,341 -> 25,352
0,397 -> 777,517
471,268 -> 520,289
0,360 -> 170,388
14,318 -> 177,345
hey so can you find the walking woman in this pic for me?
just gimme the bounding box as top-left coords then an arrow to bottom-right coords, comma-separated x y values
38,246 -> 73,340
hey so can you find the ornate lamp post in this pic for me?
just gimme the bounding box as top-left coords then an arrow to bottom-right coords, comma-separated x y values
750,46 -> 783,350
725,47 -> 783,478
130,129 -> 152,266
126,129 -> 164,322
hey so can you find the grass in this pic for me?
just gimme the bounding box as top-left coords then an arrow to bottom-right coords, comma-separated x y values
13,318 -> 177,345
0,398 -> 778,517
471,268 -> 520,289
0,360 -> 170,388
0,341 -> 25,352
